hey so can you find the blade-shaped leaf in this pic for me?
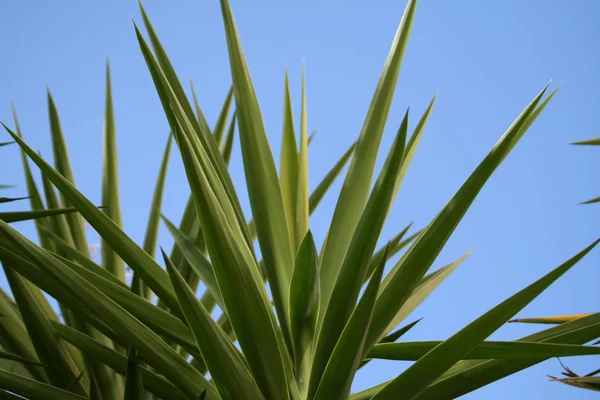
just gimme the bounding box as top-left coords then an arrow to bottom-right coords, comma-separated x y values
0,351 -> 45,367
582,196 -> 600,205
309,111 -> 408,398
134,15 -> 255,266
101,61 -> 125,282
2,123 -> 181,314
417,313 -> 600,398
164,249 -> 264,400
50,321 -> 189,400
132,133 -> 173,298
0,369 -> 87,400
309,140 -> 355,215
0,207 -> 80,223
289,231 -> 319,390
47,91 -> 90,257
550,375 -> 600,392
370,239 -> 599,400
162,215 -> 223,308
366,85 -> 557,349
0,196 -> 31,204
1,263 -> 83,392
190,81 -> 211,136
313,249 -> 387,400
170,114 -> 293,399
124,348 -> 145,400
212,87 -> 235,144
40,226 -> 128,289
364,222 -> 414,281
317,0 -> 417,315
368,340 -> 600,360
0,220 -> 217,399
12,103 -> 53,250
296,66 -> 309,249
509,314 -> 593,324
280,71 -> 299,248
220,0 -> 295,350
571,137 -> 600,145
222,112 -> 237,165
358,318 -> 422,370
382,250 -> 471,337
385,95 -> 436,220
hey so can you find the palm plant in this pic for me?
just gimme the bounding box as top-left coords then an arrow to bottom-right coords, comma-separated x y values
1,0 -> 600,399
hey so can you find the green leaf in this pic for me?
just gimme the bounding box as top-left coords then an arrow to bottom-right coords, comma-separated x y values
368,340 -> 600,360
47,91 -> 90,257
35,246 -> 201,358
364,222 -> 414,281
571,137 -> 600,145
313,248 -> 387,400
309,141 -> 355,215
221,112 -> 237,165
220,0 -> 295,351
0,350 -> 46,367
212,87 -> 235,144
280,71 -> 299,249
88,368 -> 104,400
0,266 -> 49,383
124,348 -> 145,400
12,103 -> 50,249
0,220 -> 217,399
317,0 -> 417,316
2,123 -> 181,314
39,226 -> 128,289
164,249 -> 265,400
308,129 -> 316,146
309,111 -> 408,398
132,133 -> 173,298
582,196 -> 600,205
366,85 -> 557,350
140,5 -> 252,255
134,15 -> 255,267
190,81 -> 211,136
382,250 -> 471,337
358,319 -> 422,370
0,207 -> 80,223
0,141 -> 13,147
139,3 -> 199,134
247,138 -> 355,241
0,369 -> 87,400
101,61 -> 125,282
385,95 -> 436,220
296,66 -> 310,250
289,231 -> 319,391
0,196 -> 32,204
418,312 -> 600,399
50,321 -> 189,400
162,215 -> 223,308
370,239 -> 599,400
1,262 -> 83,392
382,318 -> 422,343
169,111 -> 293,399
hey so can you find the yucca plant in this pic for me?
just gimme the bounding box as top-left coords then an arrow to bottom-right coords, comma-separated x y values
1,0 -> 600,399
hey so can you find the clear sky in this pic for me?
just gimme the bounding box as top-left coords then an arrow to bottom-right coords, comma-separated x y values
1,1 -> 599,398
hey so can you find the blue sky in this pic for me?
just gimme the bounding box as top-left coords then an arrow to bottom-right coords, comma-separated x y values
1,0 -> 599,398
